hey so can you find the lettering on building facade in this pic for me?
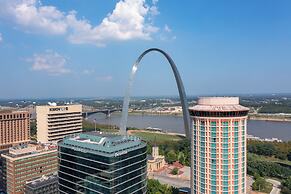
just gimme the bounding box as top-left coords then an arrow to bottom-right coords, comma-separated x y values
114,150 -> 128,157
49,107 -> 69,112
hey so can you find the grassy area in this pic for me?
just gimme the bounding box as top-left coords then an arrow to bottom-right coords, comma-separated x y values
249,153 -> 291,167
131,131 -> 184,144
82,119 -> 118,133
259,182 -> 273,193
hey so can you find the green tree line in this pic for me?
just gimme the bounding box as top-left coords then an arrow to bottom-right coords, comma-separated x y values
248,140 -> 291,160
147,179 -> 179,194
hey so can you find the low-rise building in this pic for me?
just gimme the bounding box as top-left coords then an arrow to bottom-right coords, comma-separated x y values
25,174 -> 58,194
148,145 -> 166,172
1,143 -> 58,194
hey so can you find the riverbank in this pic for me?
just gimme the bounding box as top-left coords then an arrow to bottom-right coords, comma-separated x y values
130,111 -> 291,122
249,113 -> 291,122
128,130 -> 185,143
86,113 -> 291,141
128,129 -> 186,137
129,111 -> 183,116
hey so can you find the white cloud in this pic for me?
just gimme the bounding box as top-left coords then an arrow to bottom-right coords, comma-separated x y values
149,0 -> 159,16
29,50 -> 70,75
0,0 -> 160,45
152,0 -> 159,4
159,24 -> 176,41
96,75 -> 113,81
0,33 -> 2,42
0,0 -> 68,35
82,69 -> 95,75
67,0 -> 159,45
164,24 -> 171,32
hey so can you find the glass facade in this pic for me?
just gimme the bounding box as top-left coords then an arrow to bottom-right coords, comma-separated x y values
58,133 -> 147,194
0,157 -> 7,192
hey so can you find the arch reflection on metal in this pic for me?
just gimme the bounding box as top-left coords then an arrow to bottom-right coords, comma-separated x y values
120,48 -> 191,139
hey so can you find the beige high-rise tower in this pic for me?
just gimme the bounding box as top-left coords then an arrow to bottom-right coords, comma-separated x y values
36,104 -> 82,143
189,97 -> 249,194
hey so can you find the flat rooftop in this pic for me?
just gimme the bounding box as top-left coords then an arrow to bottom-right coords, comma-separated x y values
1,143 -> 57,160
0,110 -> 28,114
26,175 -> 58,189
190,97 -> 249,112
59,132 -> 146,156
36,104 -> 81,108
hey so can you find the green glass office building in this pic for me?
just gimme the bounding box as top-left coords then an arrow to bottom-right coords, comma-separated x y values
58,132 -> 147,194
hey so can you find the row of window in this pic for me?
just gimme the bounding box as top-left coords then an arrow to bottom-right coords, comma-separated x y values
194,120 -> 245,125
193,188 -> 244,194
0,113 -> 29,120
193,166 -> 246,173
197,145 -> 245,149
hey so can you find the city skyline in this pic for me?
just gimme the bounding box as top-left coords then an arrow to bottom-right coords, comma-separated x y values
0,0 -> 291,99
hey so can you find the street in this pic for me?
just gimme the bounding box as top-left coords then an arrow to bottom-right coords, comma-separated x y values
150,173 -> 190,188
267,179 -> 281,194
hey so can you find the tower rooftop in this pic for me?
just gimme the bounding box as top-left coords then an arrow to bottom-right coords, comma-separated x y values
189,97 -> 249,112
197,97 -> 239,105
59,132 -> 146,156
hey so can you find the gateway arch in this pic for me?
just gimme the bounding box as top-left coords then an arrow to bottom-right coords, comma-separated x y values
120,48 -> 191,138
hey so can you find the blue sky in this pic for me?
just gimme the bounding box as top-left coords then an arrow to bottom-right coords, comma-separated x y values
0,0 -> 291,99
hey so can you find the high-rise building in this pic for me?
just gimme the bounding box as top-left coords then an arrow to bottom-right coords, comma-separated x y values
0,143 -> 58,194
189,97 -> 249,194
36,104 -> 82,143
58,132 -> 147,194
0,110 -> 30,151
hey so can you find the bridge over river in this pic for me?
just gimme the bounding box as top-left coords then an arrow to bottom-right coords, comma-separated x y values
82,109 -> 122,118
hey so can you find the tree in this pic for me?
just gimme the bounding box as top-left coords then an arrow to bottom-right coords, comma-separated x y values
281,187 -> 291,194
153,138 -> 190,166
147,144 -> 152,155
171,168 -> 179,175
247,141 -> 277,156
253,172 -> 260,180
247,155 -> 291,179
147,179 -> 179,194
276,152 -> 287,160
283,177 -> 291,190
178,152 -> 185,165
282,177 -> 291,194
252,177 -> 267,191
166,150 -> 177,164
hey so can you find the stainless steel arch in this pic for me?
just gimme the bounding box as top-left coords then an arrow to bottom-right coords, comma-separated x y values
120,48 -> 191,138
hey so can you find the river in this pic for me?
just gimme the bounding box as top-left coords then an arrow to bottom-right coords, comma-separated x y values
87,113 -> 291,141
